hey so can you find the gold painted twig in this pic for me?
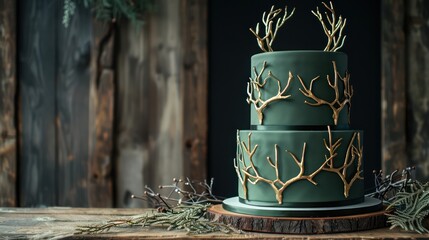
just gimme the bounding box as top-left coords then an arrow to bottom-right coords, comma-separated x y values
322,127 -> 364,197
311,1 -> 347,52
298,61 -> 352,125
234,131 -> 249,199
237,132 -> 332,204
247,61 -> 293,124
250,5 -> 295,52
323,126 -> 342,168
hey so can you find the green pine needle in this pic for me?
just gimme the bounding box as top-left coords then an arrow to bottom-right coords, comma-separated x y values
63,0 -> 154,28
75,204 -> 239,235
63,0 -> 77,28
386,181 -> 429,234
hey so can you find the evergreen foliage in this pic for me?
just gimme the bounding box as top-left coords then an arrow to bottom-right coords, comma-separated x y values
386,181 -> 429,233
76,204 -> 238,234
63,0 -> 154,27
63,0 -> 77,28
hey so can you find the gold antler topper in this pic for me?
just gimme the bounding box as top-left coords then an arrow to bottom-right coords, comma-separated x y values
312,1 -> 347,52
249,5 -> 295,52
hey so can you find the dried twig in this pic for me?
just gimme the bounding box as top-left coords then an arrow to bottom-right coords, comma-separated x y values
366,167 -> 416,203
135,178 -> 223,210
311,1 -> 347,52
250,5 -> 295,52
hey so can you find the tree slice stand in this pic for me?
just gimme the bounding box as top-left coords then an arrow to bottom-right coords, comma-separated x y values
207,197 -> 387,234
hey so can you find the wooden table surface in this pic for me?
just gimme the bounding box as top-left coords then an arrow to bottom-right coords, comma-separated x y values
0,207 -> 428,239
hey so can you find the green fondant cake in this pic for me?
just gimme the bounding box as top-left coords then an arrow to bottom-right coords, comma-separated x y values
225,3 -> 383,217
235,50 -> 364,208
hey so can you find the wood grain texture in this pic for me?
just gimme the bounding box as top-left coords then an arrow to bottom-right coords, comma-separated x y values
146,0 -> 184,192
115,0 -> 208,207
208,205 -> 388,234
181,0 -> 208,182
405,0 -> 429,180
87,20 -> 115,207
0,207 -> 427,239
381,0 -> 408,175
19,0 -> 57,207
16,0 -> 207,207
116,19 -> 150,208
0,0 -> 17,207
56,2 -> 92,207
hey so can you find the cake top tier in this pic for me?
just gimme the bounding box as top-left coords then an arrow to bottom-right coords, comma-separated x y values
248,51 -> 351,128
247,2 -> 351,129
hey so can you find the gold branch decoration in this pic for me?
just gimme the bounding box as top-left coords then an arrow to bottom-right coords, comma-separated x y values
297,61 -> 352,125
250,5 -> 295,52
323,126 -> 342,168
233,131 -> 250,199
312,1 -> 347,52
237,132 -> 331,204
247,61 -> 294,124
322,126 -> 364,198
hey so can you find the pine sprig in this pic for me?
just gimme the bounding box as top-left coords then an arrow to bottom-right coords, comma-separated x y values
63,0 -> 77,28
63,0 -> 154,27
75,204 -> 239,235
386,181 -> 429,233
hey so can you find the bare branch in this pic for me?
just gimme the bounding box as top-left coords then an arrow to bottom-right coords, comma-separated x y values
311,1 -> 347,52
250,5 -> 295,52
137,178 -> 223,208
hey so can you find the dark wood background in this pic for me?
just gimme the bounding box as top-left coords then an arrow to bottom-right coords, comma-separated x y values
0,0 -> 208,207
0,0 -> 428,207
381,0 -> 429,180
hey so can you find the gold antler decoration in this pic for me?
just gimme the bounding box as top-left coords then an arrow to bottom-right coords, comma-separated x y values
250,5 -> 295,52
298,61 -> 353,125
237,132 -> 331,204
311,1 -> 347,52
247,61 -> 293,124
322,126 -> 364,198
233,131 -> 251,199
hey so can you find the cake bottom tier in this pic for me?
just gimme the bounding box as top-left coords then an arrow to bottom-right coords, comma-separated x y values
235,129 -> 364,207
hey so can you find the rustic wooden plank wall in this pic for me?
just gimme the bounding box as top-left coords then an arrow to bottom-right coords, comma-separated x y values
88,20 -> 115,208
381,0 -> 407,175
181,0 -> 208,183
115,0 -> 208,207
0,0 -> 17,207
19,0 -> 58,206
56,1 -> 92,206
406,0 -> 429,179
382,0 -> 429,180
116,18 -> 149,208
13,0 -> 207,207
19,1 -> 115,207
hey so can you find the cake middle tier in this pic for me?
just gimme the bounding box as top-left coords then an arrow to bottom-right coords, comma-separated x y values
249,51 -> 351,127
235,129 -> 364,207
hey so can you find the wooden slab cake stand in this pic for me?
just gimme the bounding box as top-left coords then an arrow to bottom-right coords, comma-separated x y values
207,197 -> 387,234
